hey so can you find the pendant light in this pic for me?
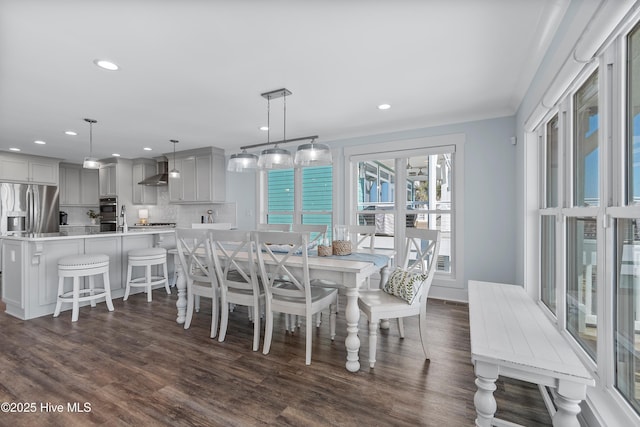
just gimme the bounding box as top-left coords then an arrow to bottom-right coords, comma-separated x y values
257,90 -> 292,169
294,138 -> 332,166
227,149 -> 258,172
82,118 -> 100,169
226,88 -> 329,171
169,139 -> 180,178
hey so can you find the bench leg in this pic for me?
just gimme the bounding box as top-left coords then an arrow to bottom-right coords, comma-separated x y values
552,395 -> 581,427
474,376 -> 497,427
553,381 -> 586,427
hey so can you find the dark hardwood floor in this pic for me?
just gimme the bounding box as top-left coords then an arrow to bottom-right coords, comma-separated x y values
0,289 -> 552,426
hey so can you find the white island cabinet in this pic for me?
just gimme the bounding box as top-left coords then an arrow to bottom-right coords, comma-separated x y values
0,229 -> 175,320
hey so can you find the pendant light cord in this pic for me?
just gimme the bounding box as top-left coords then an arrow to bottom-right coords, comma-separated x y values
283,92 -> 286,143
267,96 -> 271,144
89,121 -> 93,156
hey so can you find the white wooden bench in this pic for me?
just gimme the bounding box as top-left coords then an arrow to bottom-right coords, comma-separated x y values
468,280 -> 595,427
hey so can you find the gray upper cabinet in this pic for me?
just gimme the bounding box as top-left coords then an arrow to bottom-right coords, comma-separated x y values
168,147 -> 225,204
59,163 -> 99,206
98,158 -> 133,206
132,159 -> 158,205
0,152 -> 59,185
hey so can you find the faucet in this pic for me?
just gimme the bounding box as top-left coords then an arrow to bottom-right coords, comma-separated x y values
120,204 -> 128,232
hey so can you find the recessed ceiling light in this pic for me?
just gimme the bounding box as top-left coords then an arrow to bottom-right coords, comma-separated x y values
65,130 -> 77,136
143,147 -> 152,151
93,59 -> 119,71
34,140 -> 46,145
9,147 -> 20,151
260,126 -> 269,131
111,153 -> 121,157
377,104 -> 391,110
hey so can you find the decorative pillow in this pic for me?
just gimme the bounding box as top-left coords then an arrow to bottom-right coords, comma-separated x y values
382,268 -> 427,304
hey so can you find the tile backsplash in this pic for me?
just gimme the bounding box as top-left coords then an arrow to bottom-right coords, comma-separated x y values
128,188 -> 237,227
60,188 -> 237,227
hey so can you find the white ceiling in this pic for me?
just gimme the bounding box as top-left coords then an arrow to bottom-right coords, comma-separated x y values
0,0 -> 573,164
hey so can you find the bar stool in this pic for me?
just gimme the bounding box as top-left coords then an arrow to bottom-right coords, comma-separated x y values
54,253 -> 114,322
124,247 -> 170,302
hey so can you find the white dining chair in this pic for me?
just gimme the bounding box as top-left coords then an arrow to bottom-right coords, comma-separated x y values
349,225 -> 376,251
257,223 -> 291,232
291,224 -> 329,329
192,223 -> 233,230
254,230 -> 337,365
208,229 -> 264,351
357,228 -> 440,368
292,224 -> 328,245
176,228 -> 219,338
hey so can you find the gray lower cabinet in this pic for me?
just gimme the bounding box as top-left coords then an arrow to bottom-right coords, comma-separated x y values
0,231 -> 174,320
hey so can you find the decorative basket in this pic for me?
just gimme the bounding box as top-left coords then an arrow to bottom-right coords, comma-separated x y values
332,240 -> 352,256
317,245 -> 333,257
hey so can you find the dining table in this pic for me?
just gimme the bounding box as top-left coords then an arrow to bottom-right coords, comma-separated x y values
169,245 -> 395,372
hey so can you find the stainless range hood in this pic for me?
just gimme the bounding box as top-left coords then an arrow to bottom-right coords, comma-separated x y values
138,160 -> 169,186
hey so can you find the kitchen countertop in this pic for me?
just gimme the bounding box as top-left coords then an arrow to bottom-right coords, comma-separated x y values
1,229 -> 176,241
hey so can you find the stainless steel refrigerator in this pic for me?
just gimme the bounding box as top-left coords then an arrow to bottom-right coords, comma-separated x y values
0,183 -> 60,235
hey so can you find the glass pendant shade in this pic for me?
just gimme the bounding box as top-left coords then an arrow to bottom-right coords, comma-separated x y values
83,157 -> 100,169
227,151 -> 258,172
83,118 -> 99,169
169,139 -> 180,178
257,147 -> 293,169
294,142 -> 332,166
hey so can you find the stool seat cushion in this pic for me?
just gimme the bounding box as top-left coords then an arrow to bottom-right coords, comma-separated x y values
58,253 -> 109,267
128,247 -> 167,258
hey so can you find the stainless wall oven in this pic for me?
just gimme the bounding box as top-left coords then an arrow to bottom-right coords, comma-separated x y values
99,196 -> 118,232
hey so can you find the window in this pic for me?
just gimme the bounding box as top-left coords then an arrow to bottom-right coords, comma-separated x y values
566,217 -> 598,360
546,115 -> 559,208
264,166 -> 333,233
615,218 -> 640,412
540,215 -> 556,314
302,166 -> 333,234
266,169 -> 294,225
573,71 -> 599,207
531,14 -> 640,425
350,143 -> 458,279
628,24 -> 640,205
613,23 -> 640,412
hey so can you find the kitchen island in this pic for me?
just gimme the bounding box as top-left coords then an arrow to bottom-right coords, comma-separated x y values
1,229 -> 176,320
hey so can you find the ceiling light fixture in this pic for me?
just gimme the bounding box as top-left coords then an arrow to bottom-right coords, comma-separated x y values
9,147 -> 20,152
82,118 -> 100,169
93,59 -> 119,71
378,104 -> 391,110
143,147 -> 152,151
65,131 -> 77,136
227,88 -> 327,172
169,139 -> 180,179
111,153 -> 121,157
34,140 -> 46,145
294,138 -> 332,166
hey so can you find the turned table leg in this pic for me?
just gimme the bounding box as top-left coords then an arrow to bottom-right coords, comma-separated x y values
173,252 -> 187,324
379,264 -> 391,329
344,287 -> 361,372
